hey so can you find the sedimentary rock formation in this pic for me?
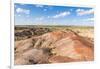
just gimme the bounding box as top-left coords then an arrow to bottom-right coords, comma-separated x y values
15,30 -> 94,65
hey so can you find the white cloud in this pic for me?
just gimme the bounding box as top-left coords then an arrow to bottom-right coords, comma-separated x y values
76,9 -> 85,12
53,11 -> 70,18
35,17 -> 44,21
47,16 -> 50,18
43,8 -> 47,11
18,14 -> 21,16
76,9 -> 94,16
16,8 -> 30,14
35,5 -> 44,8
84,18 -> 94,21
26,15 -> 30,18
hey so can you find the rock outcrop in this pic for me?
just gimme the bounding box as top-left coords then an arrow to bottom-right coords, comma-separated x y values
15,30 -> 94,65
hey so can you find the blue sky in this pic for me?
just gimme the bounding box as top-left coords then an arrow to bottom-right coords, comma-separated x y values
14,3 -> 94,26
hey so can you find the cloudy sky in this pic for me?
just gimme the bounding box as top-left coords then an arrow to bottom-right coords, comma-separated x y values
14,3 -> 94,26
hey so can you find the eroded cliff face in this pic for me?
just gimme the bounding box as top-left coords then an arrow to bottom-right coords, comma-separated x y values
15,30 -> 94,65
